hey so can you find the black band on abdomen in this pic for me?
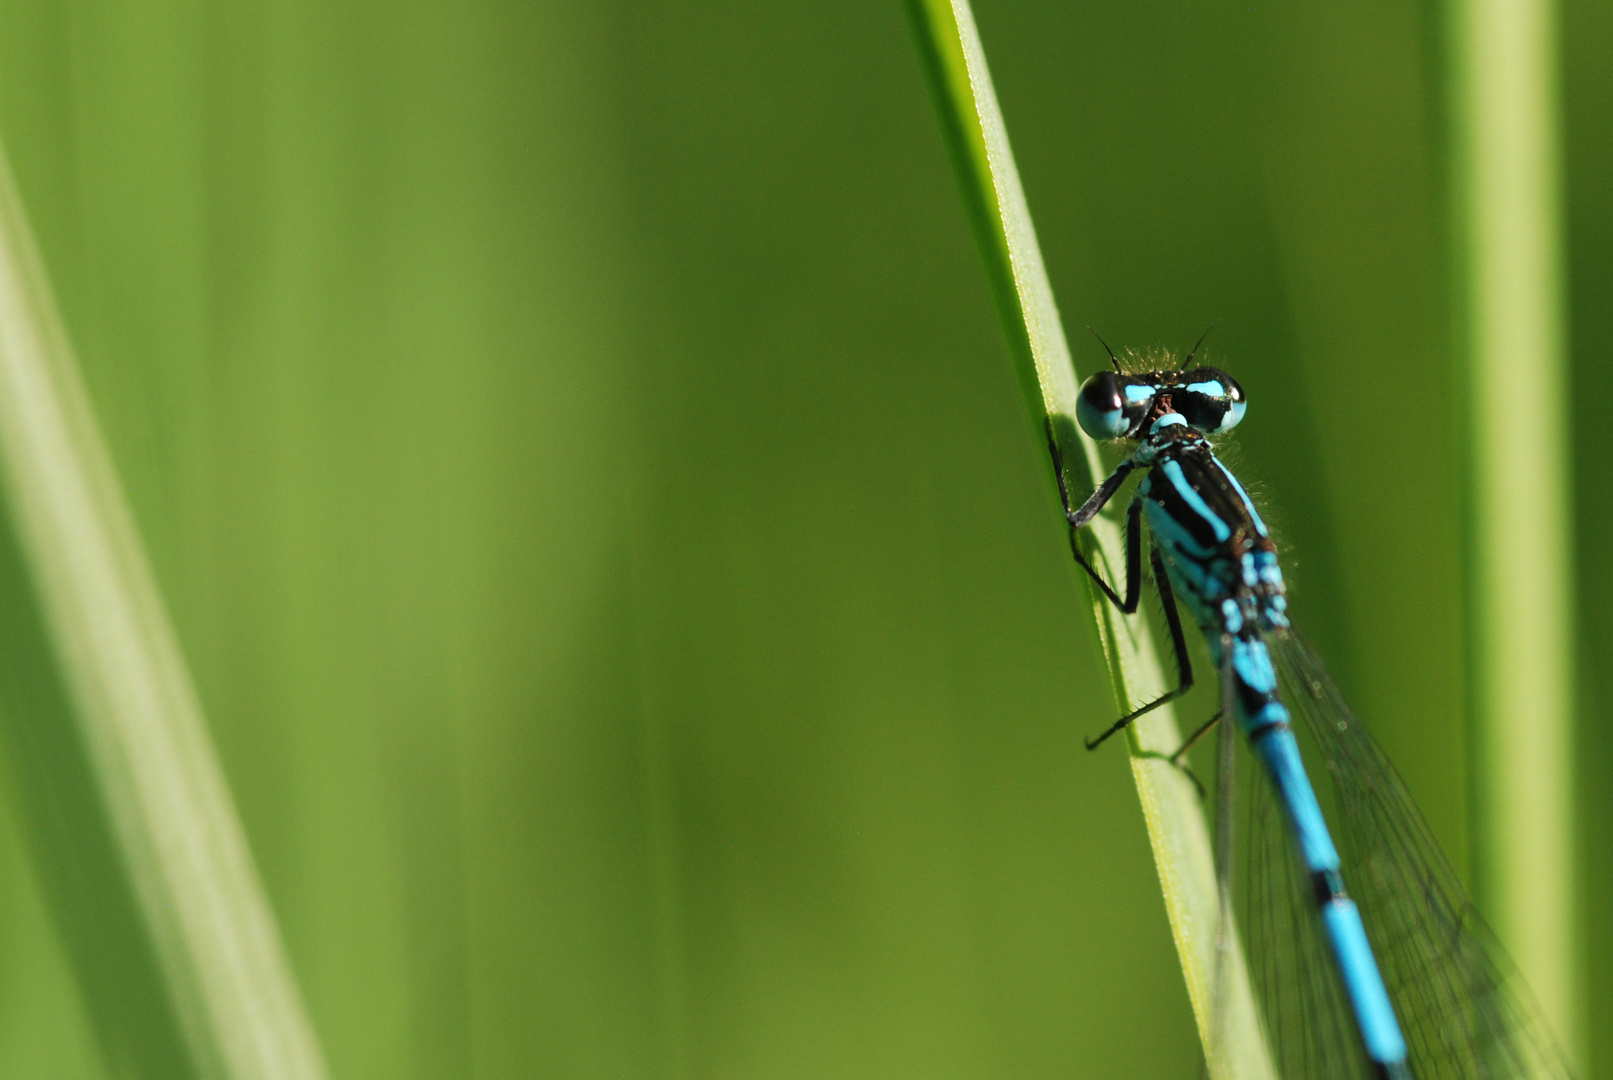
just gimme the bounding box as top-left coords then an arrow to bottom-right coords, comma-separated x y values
1312,868 -> 1349,906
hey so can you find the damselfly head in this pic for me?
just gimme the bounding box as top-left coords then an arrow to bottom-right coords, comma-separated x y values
1075,365 -> 1247,440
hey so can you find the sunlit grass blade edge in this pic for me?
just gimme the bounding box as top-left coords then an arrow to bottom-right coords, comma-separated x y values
0,144 -> 329,1080
903,2 -> 1273,1075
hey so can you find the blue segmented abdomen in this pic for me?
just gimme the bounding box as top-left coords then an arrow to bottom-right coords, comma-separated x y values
1241,651 -> 1409,1071
1138,439 -> 1411,1075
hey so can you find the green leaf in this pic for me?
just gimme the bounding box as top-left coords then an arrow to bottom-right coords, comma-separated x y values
0,145 -> 327,1079
903,2 -> 1274,1075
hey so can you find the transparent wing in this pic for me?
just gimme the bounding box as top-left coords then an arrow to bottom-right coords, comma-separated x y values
1238,730 -> 1371,1080
1215,642 -> 1371,1080
1207,644 -> 1370,1080
1265,628 -> 1574,1080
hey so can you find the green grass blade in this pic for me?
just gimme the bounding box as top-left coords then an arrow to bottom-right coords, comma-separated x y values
1450,0 -> 1578,1060
0,145 -> 328,1079
904,3 -> 1273,1075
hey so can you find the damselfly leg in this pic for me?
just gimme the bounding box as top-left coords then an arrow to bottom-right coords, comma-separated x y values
1046,422 -> 1201,762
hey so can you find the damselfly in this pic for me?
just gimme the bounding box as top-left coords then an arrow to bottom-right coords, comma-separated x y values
1050,338 -> 1572,1080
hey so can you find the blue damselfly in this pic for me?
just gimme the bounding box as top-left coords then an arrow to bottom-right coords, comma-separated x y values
1051,338 -> 1571,1080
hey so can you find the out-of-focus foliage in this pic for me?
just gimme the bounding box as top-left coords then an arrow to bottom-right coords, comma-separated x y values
0,1 -> 1603,1078
1566,0 -> 1613,1072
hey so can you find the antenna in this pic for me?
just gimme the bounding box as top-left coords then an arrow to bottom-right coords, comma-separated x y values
1087,327 -> 1122,372
1179,324 -> 1217,370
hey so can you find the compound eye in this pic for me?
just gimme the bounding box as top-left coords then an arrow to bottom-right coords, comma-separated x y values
1181,368 -> 1246,433
1212,374 -> 1246,432
1076,371 -> 1142,439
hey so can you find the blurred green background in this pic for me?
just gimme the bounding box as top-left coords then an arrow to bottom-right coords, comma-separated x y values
0,0 -> 1605,1077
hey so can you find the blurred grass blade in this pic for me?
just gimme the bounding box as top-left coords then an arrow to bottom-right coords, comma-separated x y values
1450,0 -> 1577,1058
904,2 -> 1274,1075
0,145 -> 328,1079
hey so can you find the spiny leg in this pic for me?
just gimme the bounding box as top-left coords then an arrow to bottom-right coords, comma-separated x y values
1135,706 -> 1222,799
1170,710 -> 1222,767
1136,709 -> 1222,799
1069,498 -> 1142,614
1084,544 -> 1196,749
1046,421 -> 1137,611
1046,421 -> 1136,530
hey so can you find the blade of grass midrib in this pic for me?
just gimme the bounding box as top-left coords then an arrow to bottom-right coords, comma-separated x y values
905,3 -> 1274,1076
0,144 -> 327,1079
